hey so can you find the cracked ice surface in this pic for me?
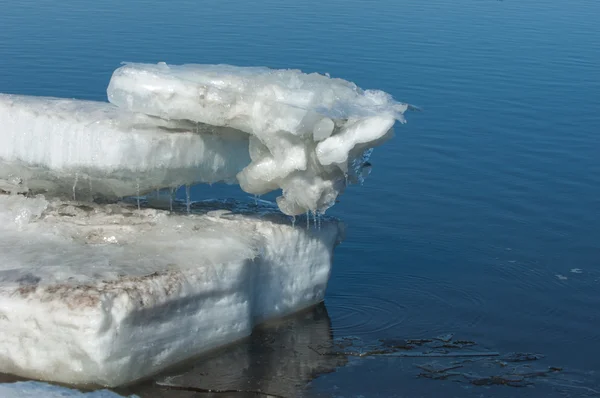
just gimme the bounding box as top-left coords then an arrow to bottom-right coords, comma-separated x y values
0,193 -> 343,387
0,93 -> 250,200
107,63 -> 408,215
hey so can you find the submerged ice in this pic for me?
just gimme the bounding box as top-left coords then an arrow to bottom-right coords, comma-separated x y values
0,382 -> 134,398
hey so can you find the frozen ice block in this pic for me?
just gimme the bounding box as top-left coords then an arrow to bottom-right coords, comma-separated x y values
107,63 -> 409,215
0,94 -> 250,200
0,193 -> 343,387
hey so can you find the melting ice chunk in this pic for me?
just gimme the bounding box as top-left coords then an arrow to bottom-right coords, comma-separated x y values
0,94 -> 250,200
0,64 -> 407,215
107,63 -> 408,214
0,194 -> 343,387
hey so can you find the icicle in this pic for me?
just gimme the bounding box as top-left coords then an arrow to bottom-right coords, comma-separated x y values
185,184 -> 191,214
169,187 -> 174,212
254,194 -> 258,205
313,210 -> 317,228
72,173 -> 78,201
316,210 -> 321,230
291,215 -> 296,228
306,210 -> 310,230
136,179 -> 140,210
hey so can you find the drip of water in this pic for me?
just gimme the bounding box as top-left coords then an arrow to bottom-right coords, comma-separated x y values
72,173 -> 78,201
254,195 -> 258,205
185,184 -> 191,214
306,210 -> 310,229
136,179 -> 140,210
291,216 -> 296,228
313,211 -> 317,228
169,187 -> 174,212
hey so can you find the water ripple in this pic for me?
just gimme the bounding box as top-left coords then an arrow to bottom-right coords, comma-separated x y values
326,270 -> 485,337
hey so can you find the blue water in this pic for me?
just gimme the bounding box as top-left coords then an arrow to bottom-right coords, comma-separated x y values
2,0 -> 600,396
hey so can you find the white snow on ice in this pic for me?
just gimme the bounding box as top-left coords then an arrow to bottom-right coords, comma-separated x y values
0,193 -> 343,386
0,93 -> 250,200
107,62 -> 408,215
0,381 -> 134,398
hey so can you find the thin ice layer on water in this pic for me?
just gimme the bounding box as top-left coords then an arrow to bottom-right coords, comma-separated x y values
0,94 -> 250,200
107,62 -> 409,215
0,382 -> 134,398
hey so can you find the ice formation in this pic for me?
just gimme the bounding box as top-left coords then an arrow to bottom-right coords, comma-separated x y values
107,63 -> 408,215
0,62 -> 407,388
0,94 -> 250,201
0,194 -> 343,386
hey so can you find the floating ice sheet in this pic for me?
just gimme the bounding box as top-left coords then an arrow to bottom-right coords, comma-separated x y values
0,193 -> 343,387
0,94 -> 250,200
108,63 -> 409,215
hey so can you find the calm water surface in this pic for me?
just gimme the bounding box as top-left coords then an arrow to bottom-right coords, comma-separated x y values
1,0 -> 600,396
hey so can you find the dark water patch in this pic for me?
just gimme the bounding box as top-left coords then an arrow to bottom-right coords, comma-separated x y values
109,307 -> 600,397
326,270 -> 485,338
307,334 -> 600,398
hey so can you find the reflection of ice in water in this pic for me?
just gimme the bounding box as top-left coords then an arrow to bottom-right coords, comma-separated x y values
555,274 -> 568,280
570,268 -> 583,274
123,303 -> 346,398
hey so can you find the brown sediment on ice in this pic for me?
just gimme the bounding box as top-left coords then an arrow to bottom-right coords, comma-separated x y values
8,269 -> 186,311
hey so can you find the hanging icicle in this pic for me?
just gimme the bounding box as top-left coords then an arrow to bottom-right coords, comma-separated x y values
136,179 -> 141,210
185,184 -> 191,214
72,173 -> 79,201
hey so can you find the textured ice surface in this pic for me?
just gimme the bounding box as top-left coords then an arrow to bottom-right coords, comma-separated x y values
0,94 -> 250,200
0,193 -> 343,387
0,382 -> 134,398
108,63 -> 408,215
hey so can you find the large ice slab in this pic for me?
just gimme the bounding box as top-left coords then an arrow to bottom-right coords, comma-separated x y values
108,63 -> 409,215
0,94 -> 250,200
0,193 -> 343,387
